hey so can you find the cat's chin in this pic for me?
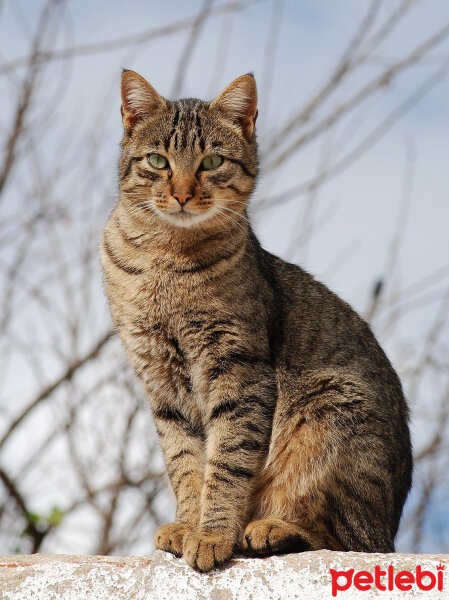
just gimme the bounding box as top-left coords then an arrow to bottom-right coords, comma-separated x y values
158,210 -> 212,229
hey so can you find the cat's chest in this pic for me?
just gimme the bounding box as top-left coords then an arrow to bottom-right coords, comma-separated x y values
114,270 -> 220,363
119,270 -> 211,329
119,281 -> 237,420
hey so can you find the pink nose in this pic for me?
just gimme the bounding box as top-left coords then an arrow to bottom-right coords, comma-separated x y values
173,192 -> 193,206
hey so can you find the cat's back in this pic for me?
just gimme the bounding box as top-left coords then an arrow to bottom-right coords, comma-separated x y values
264,249 -> 407,414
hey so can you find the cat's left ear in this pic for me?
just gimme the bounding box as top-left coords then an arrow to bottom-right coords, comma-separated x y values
210,74 -> 258,137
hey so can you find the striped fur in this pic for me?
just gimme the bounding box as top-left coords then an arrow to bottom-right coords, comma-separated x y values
100,71 -> 412,572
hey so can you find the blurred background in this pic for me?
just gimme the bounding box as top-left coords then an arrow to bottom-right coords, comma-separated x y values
0,0 -> 448,556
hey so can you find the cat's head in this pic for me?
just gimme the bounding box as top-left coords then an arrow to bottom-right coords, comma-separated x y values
119,70 -> 258,230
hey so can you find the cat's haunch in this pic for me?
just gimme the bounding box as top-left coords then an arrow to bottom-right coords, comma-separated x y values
100,70 -> 412,572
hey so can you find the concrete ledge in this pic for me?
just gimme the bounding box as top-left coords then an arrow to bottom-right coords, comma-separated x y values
0,554 -> 152,600
0,550 -> 447,599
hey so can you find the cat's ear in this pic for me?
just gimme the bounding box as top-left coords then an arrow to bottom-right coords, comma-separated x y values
210,74 -> 258,137
121,70 -> 167,132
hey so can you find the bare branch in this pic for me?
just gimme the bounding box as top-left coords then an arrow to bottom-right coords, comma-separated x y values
0,467 -> 48,552
263,19 -> 449,171
0,0 -> 63,199
171,0 -> 215,98
265,0 -> 383,151
260,55 -> 449,209
0,330 -> 114,450
0,0 -> 265,75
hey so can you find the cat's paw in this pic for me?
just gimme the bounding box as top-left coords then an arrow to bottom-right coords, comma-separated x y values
183,530 -> 235,572
154,522 -> 192,557
242,518 -> 309,556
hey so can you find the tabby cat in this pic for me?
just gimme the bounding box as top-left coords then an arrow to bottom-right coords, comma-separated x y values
100,70 -> 412,572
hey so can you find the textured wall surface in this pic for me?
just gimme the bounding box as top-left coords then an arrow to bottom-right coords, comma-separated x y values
0,554 -> 153,600
0,550 -> 447,599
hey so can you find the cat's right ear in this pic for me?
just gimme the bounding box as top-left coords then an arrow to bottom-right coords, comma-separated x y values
121,70 -> 167,132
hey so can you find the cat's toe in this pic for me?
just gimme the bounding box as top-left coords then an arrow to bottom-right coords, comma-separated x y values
243,518 -> 308,555
183,531 -> 235,572
154,522 -> 192,557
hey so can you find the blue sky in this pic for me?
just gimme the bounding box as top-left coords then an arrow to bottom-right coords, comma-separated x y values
1,0 -> 449,553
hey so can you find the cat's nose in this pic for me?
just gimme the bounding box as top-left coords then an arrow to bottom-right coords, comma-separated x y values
173,192 -> 193,206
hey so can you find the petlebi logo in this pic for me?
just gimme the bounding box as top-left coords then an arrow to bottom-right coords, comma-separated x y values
330,563 -> 445,596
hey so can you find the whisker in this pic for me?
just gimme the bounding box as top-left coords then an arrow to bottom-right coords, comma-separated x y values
126,198 -> 157,217
216,204 -> 248,222
212,212 -> 235,239
214,207 -> 248,238
215,204 -> 249,227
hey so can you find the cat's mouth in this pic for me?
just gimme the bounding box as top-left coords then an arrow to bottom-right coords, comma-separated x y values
168,206 -> 200,218
174,211 -> 195,220
160,207 -> 212,228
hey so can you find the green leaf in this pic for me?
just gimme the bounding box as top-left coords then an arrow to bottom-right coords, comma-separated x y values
47,506 -> 64,527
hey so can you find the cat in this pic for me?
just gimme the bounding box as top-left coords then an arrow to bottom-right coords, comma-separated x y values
100,69 -> 412,572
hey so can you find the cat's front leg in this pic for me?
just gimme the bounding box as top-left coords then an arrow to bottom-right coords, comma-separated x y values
183,365 -> 275,572
152,401 -> 205,557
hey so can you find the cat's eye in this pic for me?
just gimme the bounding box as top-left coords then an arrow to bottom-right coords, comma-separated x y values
148,153 -> 168,169
201,155 -> 223,170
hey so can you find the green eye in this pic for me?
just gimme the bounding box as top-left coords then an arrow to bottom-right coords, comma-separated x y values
201,155 -> 223,170
148,153 -> 168,169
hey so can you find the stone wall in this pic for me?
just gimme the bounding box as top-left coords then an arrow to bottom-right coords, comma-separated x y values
0,550 -> 447,599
